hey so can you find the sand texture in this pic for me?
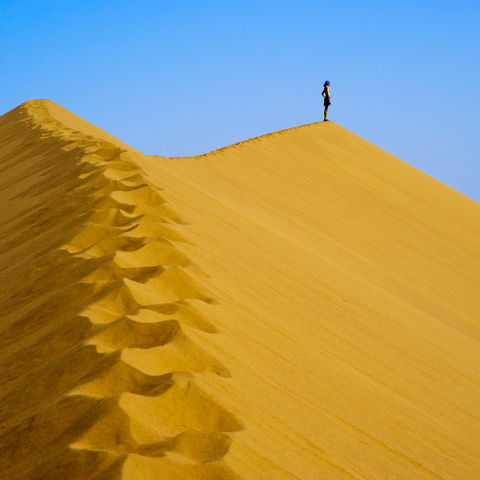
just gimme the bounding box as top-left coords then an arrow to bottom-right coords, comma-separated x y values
0,100 -> 479,479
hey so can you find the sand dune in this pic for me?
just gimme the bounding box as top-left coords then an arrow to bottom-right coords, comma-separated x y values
0,100 -> 479,479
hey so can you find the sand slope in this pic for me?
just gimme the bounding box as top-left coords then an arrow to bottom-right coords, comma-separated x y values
0,100 -> 479,479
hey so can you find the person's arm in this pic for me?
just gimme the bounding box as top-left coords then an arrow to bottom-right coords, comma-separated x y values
322,87 -> 326,98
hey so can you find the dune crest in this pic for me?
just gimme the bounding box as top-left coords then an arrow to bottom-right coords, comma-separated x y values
1,100 -> 480,479
0,100 -> 242,479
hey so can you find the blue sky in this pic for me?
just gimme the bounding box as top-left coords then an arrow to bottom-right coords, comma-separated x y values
1,0 -> 479,200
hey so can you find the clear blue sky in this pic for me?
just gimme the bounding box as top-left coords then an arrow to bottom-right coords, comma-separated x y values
1,0 -> 479,200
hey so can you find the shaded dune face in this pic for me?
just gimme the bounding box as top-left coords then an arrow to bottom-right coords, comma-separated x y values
0,100 -> 242,480
1,99 -> 480,480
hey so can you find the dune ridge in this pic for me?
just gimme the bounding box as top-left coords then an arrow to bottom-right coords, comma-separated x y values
1,99 -> 479,479
0,100 -> 243,479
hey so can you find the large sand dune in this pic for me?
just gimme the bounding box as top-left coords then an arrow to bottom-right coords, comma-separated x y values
0,99 -> 479,479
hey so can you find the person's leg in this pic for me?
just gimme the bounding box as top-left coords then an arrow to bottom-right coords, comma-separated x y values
324,106 -> 328,121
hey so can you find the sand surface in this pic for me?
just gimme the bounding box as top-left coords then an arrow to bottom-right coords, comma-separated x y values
0,100 -> 479,479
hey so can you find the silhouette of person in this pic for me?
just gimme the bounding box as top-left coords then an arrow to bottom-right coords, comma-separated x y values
322,81 -> 331,121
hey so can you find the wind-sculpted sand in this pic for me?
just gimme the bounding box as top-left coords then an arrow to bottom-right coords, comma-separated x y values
0,100 -> 479,479
0,101 -> 242,479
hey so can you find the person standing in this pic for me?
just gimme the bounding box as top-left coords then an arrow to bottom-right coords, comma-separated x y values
322,81 -> 331,121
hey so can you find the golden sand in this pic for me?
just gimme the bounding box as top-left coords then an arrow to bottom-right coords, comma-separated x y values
0,100 -> 479,479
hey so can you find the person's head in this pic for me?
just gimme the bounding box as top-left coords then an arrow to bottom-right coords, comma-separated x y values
324,81 -> 331,87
